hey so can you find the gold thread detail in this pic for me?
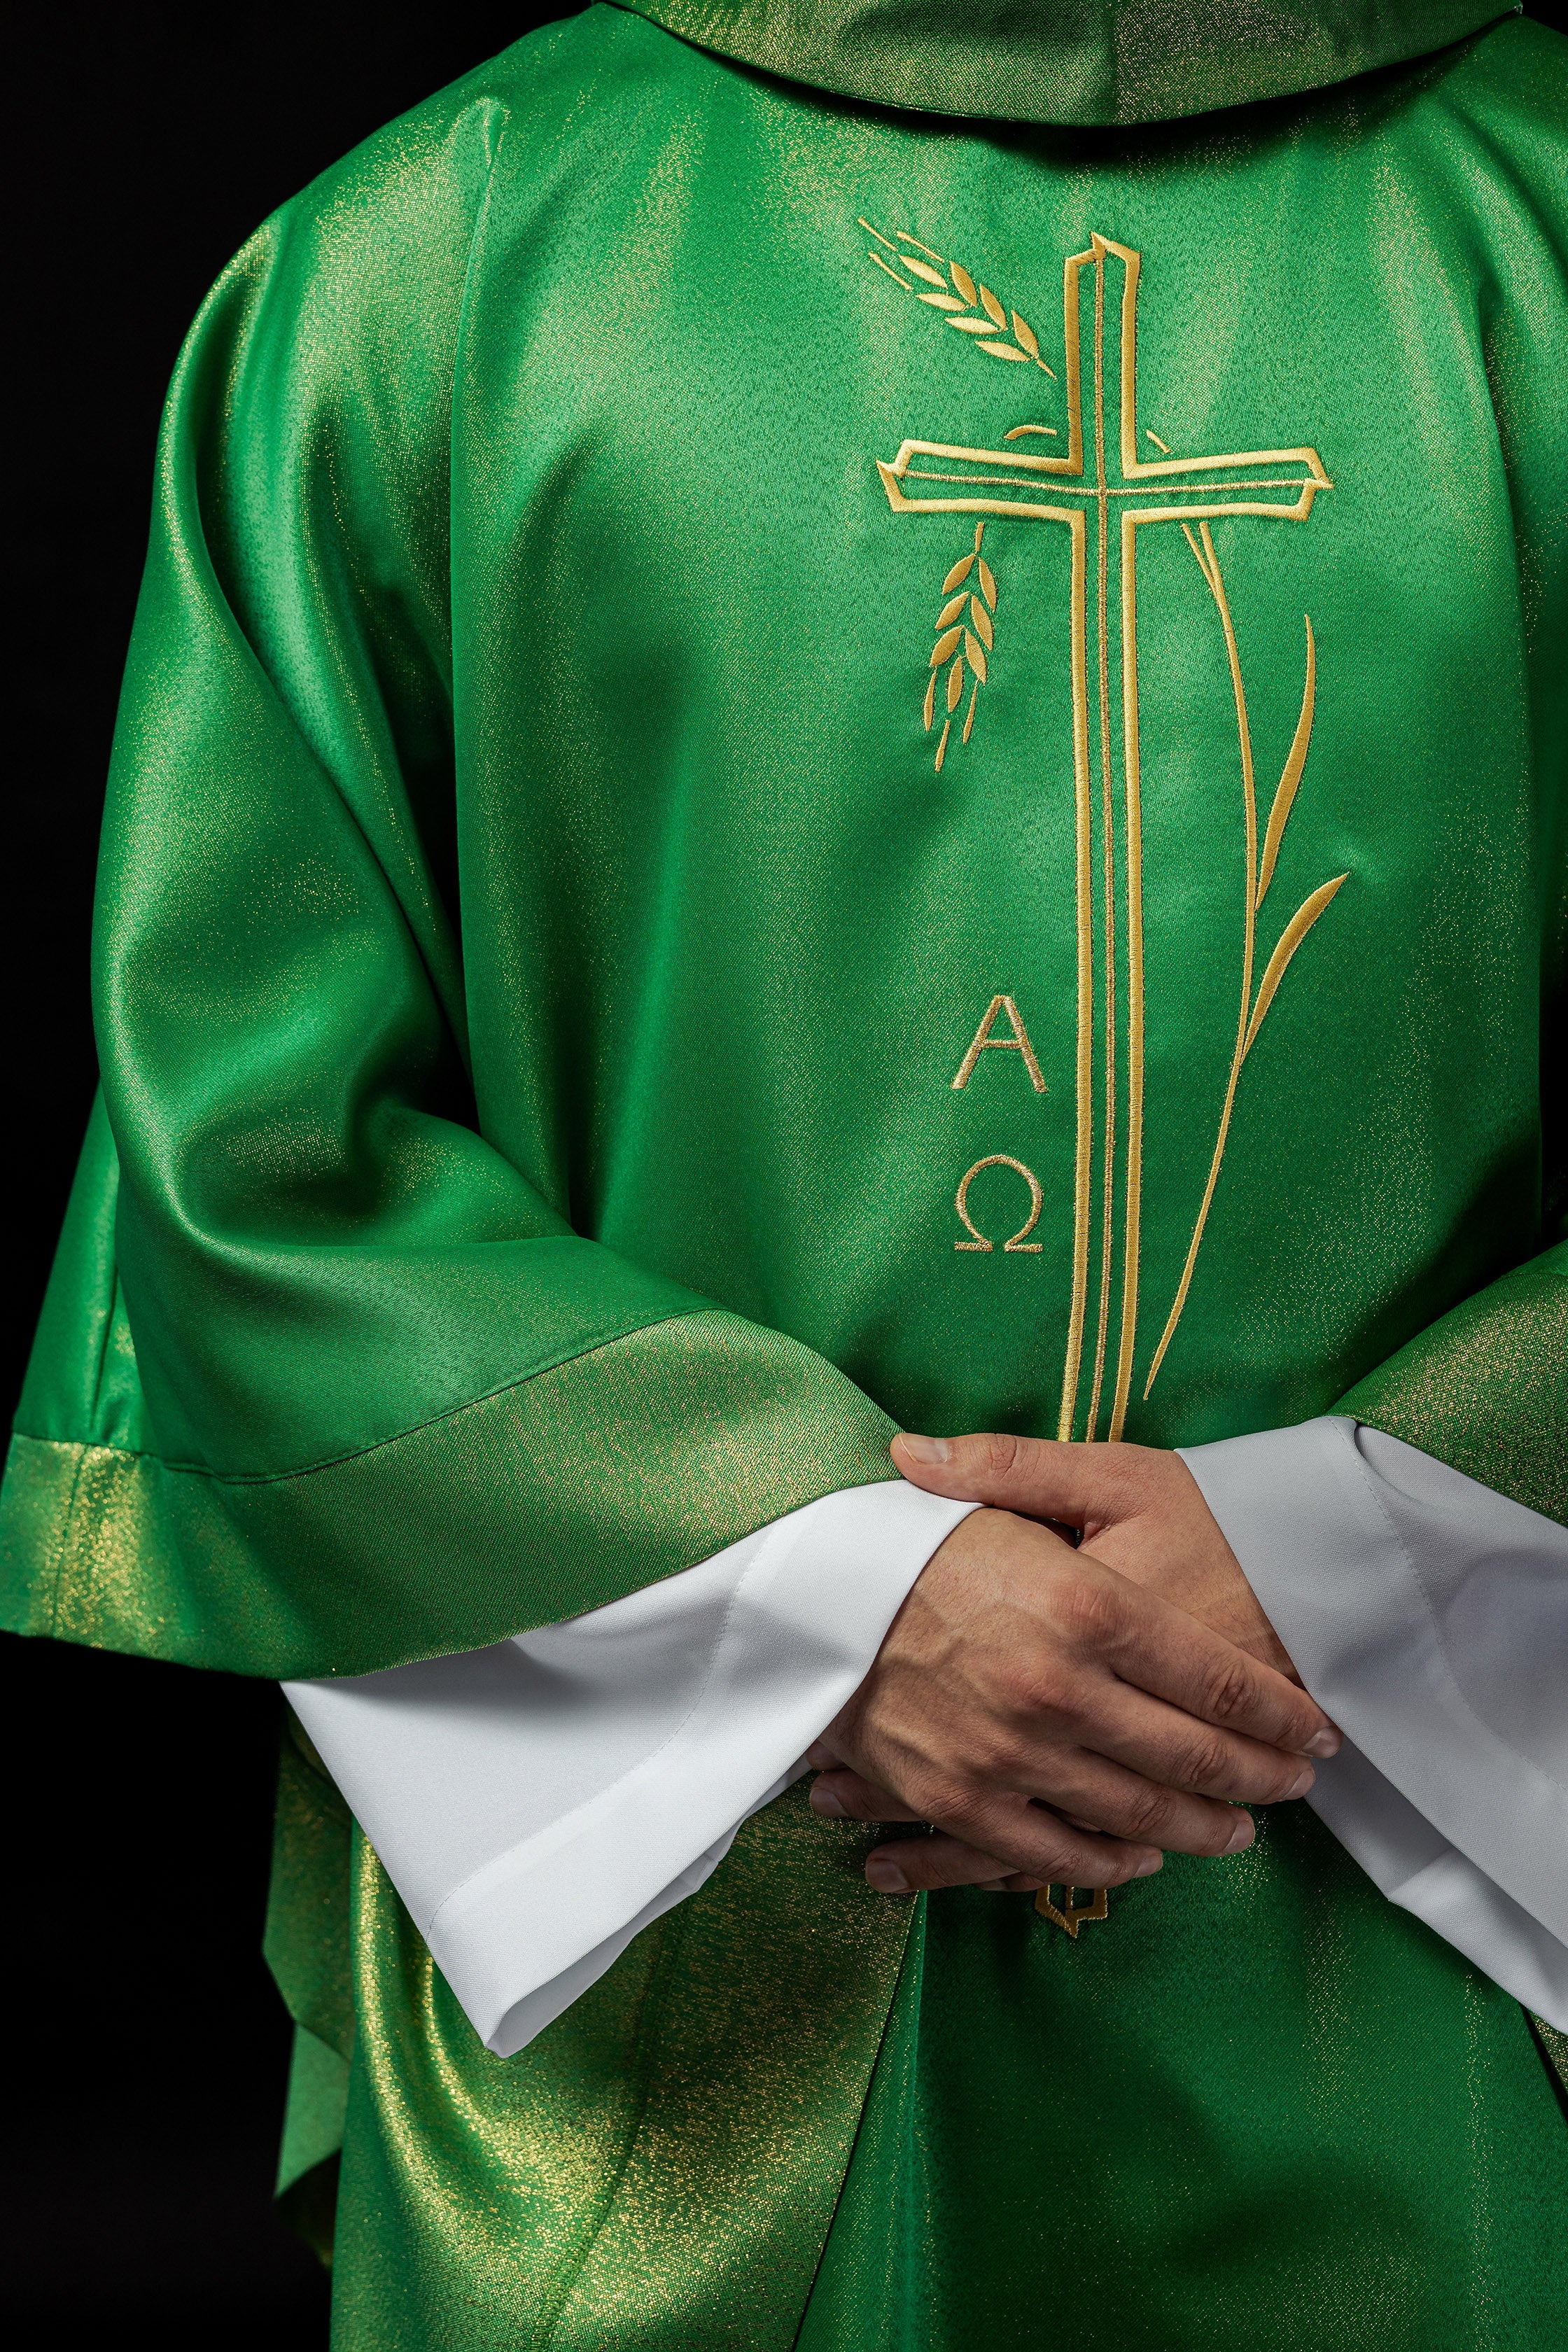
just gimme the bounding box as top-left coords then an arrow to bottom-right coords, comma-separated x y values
868,251 -> 914,290
864,220 -> 1058,374
922,524 -> 1000,769
1086,248 -> 1117,1444
872,226 -> 1332,1434
951,996 -> 1046,1093
1035,1885 -> 1109,1937
1142,545 -> 1347,1400
1256,618 -> 1315,909
955,1156 -> 1045,1253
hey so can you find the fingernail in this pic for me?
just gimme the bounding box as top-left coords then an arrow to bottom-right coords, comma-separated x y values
1304,1726 -> 1342,1758
1224,1813 -> 1256,1854
810,1784 -> 846,1818
1135,1854 -> 1163,1877
866,1856 -> 910,1892
1283,1766 -> 1315,1800
896,1434 -> 949,1464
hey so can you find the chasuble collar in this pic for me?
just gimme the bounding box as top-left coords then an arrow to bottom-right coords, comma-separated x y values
608,0 -> 1518,123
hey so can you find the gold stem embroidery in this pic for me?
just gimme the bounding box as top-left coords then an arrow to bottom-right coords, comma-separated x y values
1108,508 -> 1145,1441
1086,248 -> 1117,1444
1143,540 -> 1347,1399
1060,515 -> 1095,1439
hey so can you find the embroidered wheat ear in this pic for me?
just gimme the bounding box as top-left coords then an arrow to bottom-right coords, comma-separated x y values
861,220 -> 1056,374
924,523 -> 998,771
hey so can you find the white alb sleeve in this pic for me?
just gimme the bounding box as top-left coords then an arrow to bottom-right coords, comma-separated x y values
285,1480 -> 974,2058
1180,1415 -> 1568,2031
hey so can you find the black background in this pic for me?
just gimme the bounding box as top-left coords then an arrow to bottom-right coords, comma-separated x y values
4,10 -> 571,2339
3,4 -> 1563,2338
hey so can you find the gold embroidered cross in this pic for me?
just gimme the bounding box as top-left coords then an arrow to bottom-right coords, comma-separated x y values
878,234 -> 1330,1445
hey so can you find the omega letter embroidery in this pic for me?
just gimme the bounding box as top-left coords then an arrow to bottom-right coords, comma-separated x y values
955,1156 -> 1044,1254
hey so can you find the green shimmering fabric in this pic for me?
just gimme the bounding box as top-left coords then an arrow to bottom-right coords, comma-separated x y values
1339,1240 -> 1568,1522
802,1809 -> 1568,2351
4,3 -> 1564,2342
0,1308 -> 896,1675
615,0 -> 1513,125
331,1784 -> 913,2347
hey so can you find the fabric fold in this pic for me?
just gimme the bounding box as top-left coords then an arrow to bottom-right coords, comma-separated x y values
288,1480 -> 974,2052
1182,1415 -> 1568,2027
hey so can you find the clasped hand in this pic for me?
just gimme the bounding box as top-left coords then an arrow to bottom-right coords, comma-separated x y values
808,1432 -> 1340,1896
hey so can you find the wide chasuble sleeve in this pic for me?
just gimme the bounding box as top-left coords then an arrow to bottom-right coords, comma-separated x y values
0,71 -> 902,1682
2,4 -> 1565,2343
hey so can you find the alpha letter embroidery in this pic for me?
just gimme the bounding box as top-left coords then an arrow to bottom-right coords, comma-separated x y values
870,225 -> 1346,1439
952,996 -> 1046,1093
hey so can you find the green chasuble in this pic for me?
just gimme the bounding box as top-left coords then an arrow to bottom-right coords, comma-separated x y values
4,1 -> 1566,2342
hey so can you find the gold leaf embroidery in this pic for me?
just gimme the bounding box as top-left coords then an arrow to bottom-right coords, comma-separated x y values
937,592 -> 969,628
930,625 -> 963,665
977,559 -> 997,610
1242,873 -> 1347,1057
862,217 -> 1058,375
964,630 -> 988,682
923,671 -> 937,729
946,653 -> 966,712
941,553 -> 976,595
1256,619 -> 1315,909
969,597 -> 993,648
934,716 -> 952,771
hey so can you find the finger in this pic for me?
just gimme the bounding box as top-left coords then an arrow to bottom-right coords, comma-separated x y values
868,1798 -> 1161,1893
864,1833 -> 1049,1894
892,1428 -> 1133,1525
811,1768 -> 923,1824
1046,1674 -> 1322,1804
1086,1580 -> 1336,1756
1008,1746 -> 1266,1857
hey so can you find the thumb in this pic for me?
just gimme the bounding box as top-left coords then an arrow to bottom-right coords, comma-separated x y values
891,1428 -> 1133,1525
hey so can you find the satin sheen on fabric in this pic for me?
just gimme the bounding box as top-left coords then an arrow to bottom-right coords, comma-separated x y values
295,1421 -> 1567,2063
1,2 -> 1563,2343
612,0 -> 1516,125
286,1480 -> 972,2052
